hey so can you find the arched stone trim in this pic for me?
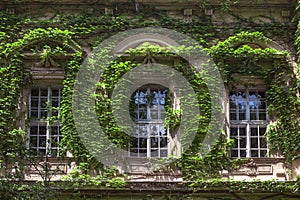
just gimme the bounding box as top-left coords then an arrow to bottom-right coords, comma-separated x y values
114,33 -> 180,54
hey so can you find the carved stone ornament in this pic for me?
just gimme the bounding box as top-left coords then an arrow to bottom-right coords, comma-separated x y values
34,55 -> 60,68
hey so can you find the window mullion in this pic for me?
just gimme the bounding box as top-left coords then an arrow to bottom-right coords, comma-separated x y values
147,124 -> 151,158
46,86 -> 51,156
246,123 -> 251,158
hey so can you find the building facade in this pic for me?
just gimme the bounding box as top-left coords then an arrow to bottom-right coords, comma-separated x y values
0,0 -> 300,199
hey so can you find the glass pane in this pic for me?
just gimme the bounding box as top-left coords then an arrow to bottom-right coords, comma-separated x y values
39,136 -> 47,147
30,126 -> 38,135
251,150 -> 258,157
240,137 -> 247,148
230,111 -> 237,120
251,128 -> 258,136
230,101 -> 236,108
249,92 -> 261,110
130,149 -> 138,157
41,110 -> 48,119
40,89 -> 48,97
30,110 -> 38,118
151,137 -> 158,148
29,136 -> 37,147
52,89 -> 59,97
50,149 -> 58,157
31,98 -> 39,107
259,127 -> 266,136
139,149 -> 147,156
139,111 -> 147,119
150,125 -> 158,136
240,150 -> 246,157
160,137 -> 168,148
250,111 -> 256,120
239,128 -> 246,136
260,138 -> 267,148
260,101 -> 267,109
31,89 -> 39,96
161,112 -> 166,119
38,149 -> 46,155
40,98 -> 48,108
160,150 -> 168,157
51,136 -> 58,147
230,128 -> 238,136
139,138 -> 147,148
150,111 -> 158,119
258,91 -> 265,98
139,126 -> 147,137
233,138 -> 238,148
151,150 -> 158,157
51,126 -> 59,136
251,138 -> 258,148
260,150 -> 267,157
259,111 -> 267,120
52,98 -> 59,107
231,150 -> 238,157
239,110 -> 246,120
131,138 -> 138,148
39,126 -> 47,135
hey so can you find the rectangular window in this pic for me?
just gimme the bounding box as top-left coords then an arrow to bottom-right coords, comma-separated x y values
229,88 -> 268,158
28,86 -> 63,156
129,86 -> 168,158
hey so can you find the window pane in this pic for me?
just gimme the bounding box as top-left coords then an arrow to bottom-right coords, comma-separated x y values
29,136 -> 37,147
39,136 -> 47,147
139,138 -> 147,148
39,126 -> 47,135
31,98 -> 39,107
251,128 -> 258,136
259,127 -> 266,136
151,150 -> 158,157
51,126 -> 59,135
151,137 -> 158,148
160,150 -> 168,157
30,126 -> 38,135
52,98 -> 59,107
260,138 -> 267,148
30,110 -> 38,118
231,150 -> 238,157
52,89 -> 60,97
31,89 -> 39,96
230,111 -> 237,120
259,111 -> 267,120
239,110 -> 246,120
233,138 -> 238,148
251,138 -> 258,148
250,111 -> 257,120
251,150 -> 258,157
230,128 -> 238,136
240,150 -> 246,157
240,137 -> 247,148
260,150 -> 267,157
160,137 -> 168,148
239,128 -> 246,136
40,89 -> 48,97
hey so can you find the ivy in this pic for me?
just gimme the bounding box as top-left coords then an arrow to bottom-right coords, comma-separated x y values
0,5 -> 299,197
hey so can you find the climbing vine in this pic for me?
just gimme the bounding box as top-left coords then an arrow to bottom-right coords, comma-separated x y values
0,2 -> 299,197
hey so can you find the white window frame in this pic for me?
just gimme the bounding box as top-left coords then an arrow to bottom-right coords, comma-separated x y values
28,86 -> 63,157
229,87 -> 268,158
